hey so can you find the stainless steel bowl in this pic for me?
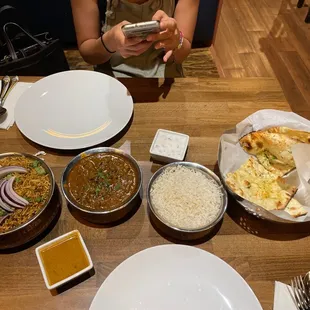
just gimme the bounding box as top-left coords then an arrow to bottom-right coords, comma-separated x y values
61,147 -> 142,224
147,162 -> 228,241
0,152 -> 56,249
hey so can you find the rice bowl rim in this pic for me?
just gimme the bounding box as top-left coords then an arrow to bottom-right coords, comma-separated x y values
0,152 -> 55,237
147,162 -> 228,233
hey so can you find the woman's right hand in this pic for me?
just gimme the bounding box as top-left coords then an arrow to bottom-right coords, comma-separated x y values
105,21 -> 153,58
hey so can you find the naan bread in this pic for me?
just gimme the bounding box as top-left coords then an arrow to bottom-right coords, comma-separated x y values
285,199 -> 307,218
256,152 -> 292,176
226,157 -> 297,211
239,127 -> 310,176
266,127 -> 310,143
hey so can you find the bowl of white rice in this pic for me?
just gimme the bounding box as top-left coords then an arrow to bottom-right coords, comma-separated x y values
147,162 -> 228,240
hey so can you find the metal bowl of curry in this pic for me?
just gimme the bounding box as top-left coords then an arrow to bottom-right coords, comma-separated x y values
61,148 -> 142,224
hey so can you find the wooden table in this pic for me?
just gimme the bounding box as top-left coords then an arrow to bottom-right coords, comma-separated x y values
1,77 -> 310,310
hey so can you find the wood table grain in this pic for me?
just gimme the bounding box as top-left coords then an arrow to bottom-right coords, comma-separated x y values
1,77 -> 309,310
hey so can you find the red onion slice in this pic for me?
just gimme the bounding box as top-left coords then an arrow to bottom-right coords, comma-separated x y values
6,177 -> 28,206
0,180 -> 24,209
0,180 -> 14,212
0,166 -> 27,179
0,214 -> 9,225
0,195 -> 14,212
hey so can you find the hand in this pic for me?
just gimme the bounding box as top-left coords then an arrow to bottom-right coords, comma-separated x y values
146,10 -> 180,62
107,21 -> 153,58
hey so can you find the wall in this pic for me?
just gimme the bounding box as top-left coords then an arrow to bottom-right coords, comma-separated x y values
0,0 -> 219,47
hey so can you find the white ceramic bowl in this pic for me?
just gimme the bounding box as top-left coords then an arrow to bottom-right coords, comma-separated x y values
150,129 -> 189,163
35,230 -> 93,290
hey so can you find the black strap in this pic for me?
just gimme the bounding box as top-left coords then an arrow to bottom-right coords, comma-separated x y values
0,4 -> 15,15
100,32 -> 116,53
2,22 -> 46,60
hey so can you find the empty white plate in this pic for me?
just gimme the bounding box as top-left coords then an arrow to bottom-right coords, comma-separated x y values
90,245 -> 262,310
15,71 -> 133,150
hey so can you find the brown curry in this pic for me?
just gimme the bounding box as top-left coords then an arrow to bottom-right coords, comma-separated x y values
67,152 -> 139,211
39,231 -> 89,286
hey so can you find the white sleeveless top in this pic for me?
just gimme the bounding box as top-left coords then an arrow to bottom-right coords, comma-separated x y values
96,0 -> 183,78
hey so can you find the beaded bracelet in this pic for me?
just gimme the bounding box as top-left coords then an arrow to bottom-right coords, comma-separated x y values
177,31 -> 184,50
100,32 -> 116,54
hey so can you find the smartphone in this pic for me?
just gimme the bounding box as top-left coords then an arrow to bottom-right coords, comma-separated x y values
122,21 -> 160,39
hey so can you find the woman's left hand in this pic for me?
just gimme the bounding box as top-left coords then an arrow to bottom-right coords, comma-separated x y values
146,10 -> 180,62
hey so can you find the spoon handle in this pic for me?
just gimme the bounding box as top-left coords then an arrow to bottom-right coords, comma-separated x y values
0,76 -> 11,107
3,76 -> 19,103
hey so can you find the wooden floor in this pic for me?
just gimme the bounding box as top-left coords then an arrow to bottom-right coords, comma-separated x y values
212,0 -> 310,118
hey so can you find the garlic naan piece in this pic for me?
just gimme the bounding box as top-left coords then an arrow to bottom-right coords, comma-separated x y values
285,198 -> 308,218
239,127 -> 310,176
266,127 -> 310,143
256,152 -> 292,176
226,157 -> 297,211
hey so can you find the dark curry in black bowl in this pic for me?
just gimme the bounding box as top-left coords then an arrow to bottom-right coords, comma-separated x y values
67,152 -> 140,212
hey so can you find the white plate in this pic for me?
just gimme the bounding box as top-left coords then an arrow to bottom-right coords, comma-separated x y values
15,71 -> 133,150
90,245 -> 262,310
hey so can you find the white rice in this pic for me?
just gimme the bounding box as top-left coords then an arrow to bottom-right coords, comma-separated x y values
150,165 -> 223,230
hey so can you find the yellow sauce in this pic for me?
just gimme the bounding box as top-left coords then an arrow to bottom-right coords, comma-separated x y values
39,232 -> 89,286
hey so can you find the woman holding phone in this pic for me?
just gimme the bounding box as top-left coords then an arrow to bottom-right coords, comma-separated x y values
71,0 -> 200,77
